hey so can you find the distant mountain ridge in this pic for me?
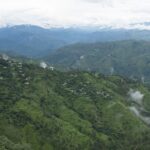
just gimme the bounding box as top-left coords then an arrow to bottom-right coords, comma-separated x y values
1,25 -> 150,57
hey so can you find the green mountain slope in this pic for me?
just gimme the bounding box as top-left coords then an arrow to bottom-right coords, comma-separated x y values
0,55 -> 150,150
47,40 -> 150,84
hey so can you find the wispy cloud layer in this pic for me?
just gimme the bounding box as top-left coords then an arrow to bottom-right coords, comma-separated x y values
0,0 -> 150,29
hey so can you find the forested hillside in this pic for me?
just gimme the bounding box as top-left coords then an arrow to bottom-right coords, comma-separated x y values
0,54 -> 150,150
47,40 -> 150,84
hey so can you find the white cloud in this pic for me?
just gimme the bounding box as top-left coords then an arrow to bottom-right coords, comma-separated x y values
40,62 -> 47,69
129,106 -> 150,125
128,89 -> 144,105
0,0 -> 150,28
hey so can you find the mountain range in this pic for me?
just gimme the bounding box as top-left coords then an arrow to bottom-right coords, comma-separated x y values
1,25 -> 150,57
1,24 -> 150,149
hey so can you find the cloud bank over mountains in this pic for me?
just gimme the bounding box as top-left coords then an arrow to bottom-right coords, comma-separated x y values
0,0 -> 150,29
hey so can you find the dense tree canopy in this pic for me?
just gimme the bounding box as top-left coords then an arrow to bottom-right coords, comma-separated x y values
0,55 -> 150,150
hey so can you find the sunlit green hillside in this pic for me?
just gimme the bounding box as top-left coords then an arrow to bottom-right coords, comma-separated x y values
0,55 -> 150,150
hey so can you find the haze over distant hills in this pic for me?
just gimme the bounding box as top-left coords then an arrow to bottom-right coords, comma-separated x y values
1,25 -> 150,57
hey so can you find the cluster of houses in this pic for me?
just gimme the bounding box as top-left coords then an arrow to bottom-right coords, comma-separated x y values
0,54 -> 31,85
61,75 -> 112,99
0,54 -> 55,86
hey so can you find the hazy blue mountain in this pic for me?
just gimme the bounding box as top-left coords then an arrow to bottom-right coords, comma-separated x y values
1,25 -> 150,57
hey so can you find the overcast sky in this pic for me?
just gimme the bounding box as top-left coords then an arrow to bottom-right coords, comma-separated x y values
0,0 -> 150,29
